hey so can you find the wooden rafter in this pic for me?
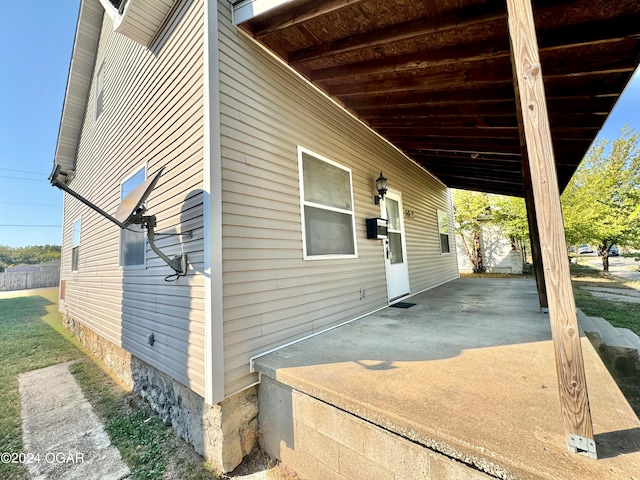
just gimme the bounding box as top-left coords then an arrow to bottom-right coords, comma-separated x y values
239,0 -> 640,196
288,0 -> 506,64
308,14 -> 640,82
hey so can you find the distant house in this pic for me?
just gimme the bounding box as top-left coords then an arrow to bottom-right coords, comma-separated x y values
6,259 -> 61,273
52,0 -> 458,471
456,219 -> 524,274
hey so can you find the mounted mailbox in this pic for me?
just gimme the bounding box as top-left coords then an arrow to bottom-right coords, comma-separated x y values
366,218 -> 388,239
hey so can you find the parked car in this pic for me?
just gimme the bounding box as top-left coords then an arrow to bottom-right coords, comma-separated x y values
598,245 -> 619,256
578,244 -> 593,254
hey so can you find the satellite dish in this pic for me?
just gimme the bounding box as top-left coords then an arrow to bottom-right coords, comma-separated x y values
114,166 -> 164,226
49,164 -> 188,277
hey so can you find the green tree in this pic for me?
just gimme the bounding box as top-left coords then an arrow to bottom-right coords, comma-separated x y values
452,190 -> 490,272
0,244 -> 61,269
492,195 -> 529,258
561,126 -> 640,271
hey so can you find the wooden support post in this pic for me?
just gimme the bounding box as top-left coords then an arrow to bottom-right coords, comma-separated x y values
506,0 -> 596,457
522,152 -> 548,311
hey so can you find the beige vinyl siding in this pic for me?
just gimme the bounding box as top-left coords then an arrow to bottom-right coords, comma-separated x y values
217,0 -> 458,396
60,0 -> 206,396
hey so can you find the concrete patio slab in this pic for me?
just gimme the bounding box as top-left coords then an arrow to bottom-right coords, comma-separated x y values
255,278 -> 640,479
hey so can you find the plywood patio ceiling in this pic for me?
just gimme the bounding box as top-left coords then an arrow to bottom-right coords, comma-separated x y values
237,0 -> 640,197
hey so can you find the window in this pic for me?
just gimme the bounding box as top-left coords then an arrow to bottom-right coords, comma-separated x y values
95,62 -> 104,120
437,210 -> 450,254
299,148 -> 357,258
120,166 -> 146,267
71,218 -> 81,271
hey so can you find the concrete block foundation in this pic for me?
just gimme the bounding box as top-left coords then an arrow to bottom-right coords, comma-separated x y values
259,376 -> 492,480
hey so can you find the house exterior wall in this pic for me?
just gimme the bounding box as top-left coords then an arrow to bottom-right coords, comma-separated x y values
217,0 -> 459,396
59,0 -> 206,397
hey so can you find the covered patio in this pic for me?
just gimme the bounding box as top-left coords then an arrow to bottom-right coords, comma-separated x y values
254,278 -> 640,479
234,0 -> 640,460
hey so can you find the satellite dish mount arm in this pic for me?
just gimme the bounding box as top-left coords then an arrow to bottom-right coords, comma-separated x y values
140,216 -> 188,276
50,164 -> 187,277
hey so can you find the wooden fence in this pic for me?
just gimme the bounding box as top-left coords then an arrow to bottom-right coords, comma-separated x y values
0,269 -> 60,291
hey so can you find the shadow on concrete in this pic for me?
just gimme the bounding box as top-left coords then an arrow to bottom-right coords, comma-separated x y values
595,427 -> 640,459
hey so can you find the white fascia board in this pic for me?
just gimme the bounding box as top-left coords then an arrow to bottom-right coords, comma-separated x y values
232,0 -> 295,25
53,0 -> 103,178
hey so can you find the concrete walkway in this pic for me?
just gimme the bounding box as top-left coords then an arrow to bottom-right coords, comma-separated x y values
18,361 -> 130,480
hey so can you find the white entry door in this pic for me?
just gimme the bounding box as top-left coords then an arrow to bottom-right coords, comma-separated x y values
382,190 -> 410,301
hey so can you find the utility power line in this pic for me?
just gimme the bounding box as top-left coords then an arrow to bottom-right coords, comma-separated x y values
0,225 -> 61,228
0,175 -> 47,182
0,167 -> 43,176
0,202 -> 61,207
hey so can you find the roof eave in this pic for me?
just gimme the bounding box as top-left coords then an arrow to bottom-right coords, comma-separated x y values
52,0 -> 104,183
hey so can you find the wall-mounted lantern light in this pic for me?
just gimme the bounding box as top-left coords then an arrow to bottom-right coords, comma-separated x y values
374,171 -> 388,205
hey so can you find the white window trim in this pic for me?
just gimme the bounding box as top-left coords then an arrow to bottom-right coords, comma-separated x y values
71,216 -> 82,272
298,146 -> 358,260
119,163 -> 148,269
437,209 -> 451,255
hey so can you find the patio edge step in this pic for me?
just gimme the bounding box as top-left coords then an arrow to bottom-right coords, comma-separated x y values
577,309 -> 639,383
618,328 -> 640,350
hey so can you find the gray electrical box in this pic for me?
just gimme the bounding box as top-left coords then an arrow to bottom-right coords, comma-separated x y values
366,218 -> 388,239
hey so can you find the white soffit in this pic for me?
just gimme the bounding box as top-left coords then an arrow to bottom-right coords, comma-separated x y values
233,0 -> 295,25
99,0 -> 176,47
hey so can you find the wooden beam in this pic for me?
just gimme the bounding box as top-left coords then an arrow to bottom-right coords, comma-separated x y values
308,14 -> 640,82
506,0 -> 595,457
326,63 -> 514,97
380,125 -> 598,141
523,156 -> 548,310
309,37 -> 510,81
366,112 -> 604,131
327,47 -> 634,99
356,100 -> 517,118
344,73 -> 624,110
397,140 -> 521,155
355,97 -> 613,124
428,174 -> 524,196
288,0 -> 506,64
344,83 -> 515,109
368,115 -> 520,128
376,126 -> 520,139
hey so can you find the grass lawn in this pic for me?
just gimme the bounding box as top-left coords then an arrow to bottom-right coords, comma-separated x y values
0,289 -> 221,480
569,262 -> 640,416
0,288 -> 287,480
571,262 -> 640,336
0,288 -> 83,479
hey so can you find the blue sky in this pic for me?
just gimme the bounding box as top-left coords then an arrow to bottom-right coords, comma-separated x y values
0,3 -> 638,248
0,1 -> 81,248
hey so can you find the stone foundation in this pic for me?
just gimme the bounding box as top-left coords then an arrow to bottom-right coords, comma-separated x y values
63,314 -> 258,473
63,314 -> 133,388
